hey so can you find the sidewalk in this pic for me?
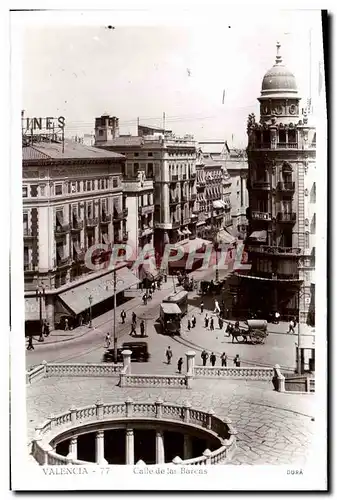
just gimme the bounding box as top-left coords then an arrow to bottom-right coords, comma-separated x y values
28,280 -> 176,347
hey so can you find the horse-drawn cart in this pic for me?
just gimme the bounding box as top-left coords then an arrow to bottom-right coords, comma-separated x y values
226,319 -> 268,344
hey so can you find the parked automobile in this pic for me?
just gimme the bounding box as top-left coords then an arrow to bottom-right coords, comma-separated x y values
103,341 -> 150,363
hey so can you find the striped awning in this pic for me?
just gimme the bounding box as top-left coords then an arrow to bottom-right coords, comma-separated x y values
213,200 -> 224,209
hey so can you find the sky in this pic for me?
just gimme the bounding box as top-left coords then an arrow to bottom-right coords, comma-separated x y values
20,10 -> 324,148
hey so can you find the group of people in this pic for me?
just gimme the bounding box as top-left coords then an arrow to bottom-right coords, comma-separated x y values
27,320 -> 51,350
142,278 -> 164,305
201,350 -> 241,367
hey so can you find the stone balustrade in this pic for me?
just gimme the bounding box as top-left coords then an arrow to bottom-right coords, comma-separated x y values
120,373 -> 188,389
31,399 -> 236,466
194,365 -> 274,380
26,364 -> 46,384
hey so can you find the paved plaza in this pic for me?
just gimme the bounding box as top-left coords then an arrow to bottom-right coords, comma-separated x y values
27,376 -> 315,466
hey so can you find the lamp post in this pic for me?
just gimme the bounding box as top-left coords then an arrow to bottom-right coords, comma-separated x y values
211,207 -> 219,282
297,288 -> 302,375
36,283 -> 46,342
113,269 -> 124,364
88,294 -> 93,328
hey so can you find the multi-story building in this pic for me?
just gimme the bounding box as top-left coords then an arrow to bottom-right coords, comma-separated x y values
23,137 -> 138,332
223,149 -> 249,240
234,43 -> 316,323
195,151 -> 232,240
95,118 -> 201,265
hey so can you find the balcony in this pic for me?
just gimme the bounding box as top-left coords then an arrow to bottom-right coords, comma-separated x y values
113,208 -> 128,221
99,214 -> 112,225
247,245 -> 302,257
182,217 -> 191,225
56,257 -> 71,268
24,262 -> 35,271
70,220 -> 84,232
255,143 -> 271,149
277,212 -> 296,223
55,223 -> 70,236
171,220 -> 180,229
23,228 -> 37,239
86,217 -> 98,228
169,197 -> 179,206
251,181 -> 271,191
170,175 -> 179,182
198,179 -> 206,186
139,226 -> 154,238
251,211 -> 272,221
277,142 -> 298,149
139,204 -> 154,215
182,174 -> 187,180
277,181 -> 295,192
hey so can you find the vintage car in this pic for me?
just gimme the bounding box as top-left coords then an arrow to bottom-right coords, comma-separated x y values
103,341 -> 150,363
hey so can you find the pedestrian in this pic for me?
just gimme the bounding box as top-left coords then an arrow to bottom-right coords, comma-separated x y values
191,315 -> 196,328
200,301 -> 204,314
221,352 -> 227,367
130,322 -> 136,336
287,319 -> 295,334
143,293 -> 148,306
132,312 -> 137,324
204,314 -> 209,329
218,316 -> 222,329
201,349 -> 208,366
166,346 -> 173,364
121,309 -> 126,324
105,333 -> 111,348
79,314 -> 83,326
44,321 -> 50,337
293,316 -> 298,328
234,354 -> 241,367
274,311 -> 280,324
164,273 -> 167,283
177,357 -> 183,374
210,352 -> 216,366
157,278 -> 161,290
140,320 -> 145,337
27,335 -> 34,350
64,318 -> 69,331
210,317 -> 214,331
187,319 -> 191,331
214,299 -> 220,314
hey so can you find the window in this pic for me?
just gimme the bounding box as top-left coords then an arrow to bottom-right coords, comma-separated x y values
305,232 -> 310,248
23,246 -> 29,266
56,209 -> 64,225
31,185 -> 38,197
113,177 -> 118,188
134,152 -> 139,157
22,186 -> 28,197
147,163 -> 154,178
40,185 -> 45,196
86,180 -> 91,191
134,163 -> 139,176
87,204 -> 92,218
99,130 -> 104,136
105,178 -> 109,189
23,213 -> 28,234
55,184 -> 63,196
148,152 -> 153,157
77,181 -> 81,192
71,182 -> 76,193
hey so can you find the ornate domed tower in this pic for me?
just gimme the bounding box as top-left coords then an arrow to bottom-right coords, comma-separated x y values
236,42 -> 316,326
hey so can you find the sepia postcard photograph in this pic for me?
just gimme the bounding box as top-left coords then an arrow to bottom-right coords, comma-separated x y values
9,4 -> 328,492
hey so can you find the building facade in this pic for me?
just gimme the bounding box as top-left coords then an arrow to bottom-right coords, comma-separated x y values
195,151 -> 231,240
95,118 -> 199,262
23,138 -> 138,332
235,43 -> 316,323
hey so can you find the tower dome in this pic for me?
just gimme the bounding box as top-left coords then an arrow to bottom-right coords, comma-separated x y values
260,42 -> 298,98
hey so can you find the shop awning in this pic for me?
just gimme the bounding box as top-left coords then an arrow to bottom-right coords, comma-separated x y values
185,228 -> 192,235
215,229 -> 236,245
249,230 -> 267,242
177,229 -> 184,236
58,267 -> 140,315
25,297 -> 40,321
179,237 -> 212,254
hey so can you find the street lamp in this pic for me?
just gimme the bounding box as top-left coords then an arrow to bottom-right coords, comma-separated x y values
112,269 -> 124,364
211,207 -> 220,282
36,283 -> 46,342
88,294 -> 93,328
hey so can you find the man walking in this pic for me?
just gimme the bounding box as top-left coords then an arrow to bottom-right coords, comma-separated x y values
201,349 -> 208,366
64,318 -> 69,331
130,322 -> 136,336
121,309 -> 126,324
200,301 -> 204,314
221,352 -> 227,367
105,333 -> 111,348
287,319 -> 295,334
143,293 -> 148,306
177,357 -> 183,374
27,335 -> 34,350
210,352 -> 216,366
140,320 -> 145,337
166,346 -> 173,365
191,315 -> 196,328
214,299 -> 220,315
204,314 -> 209,329
234,354 -> 241,367
218,316 -> 223,329
210,317 -> 214,332
132,312 -> 137,324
